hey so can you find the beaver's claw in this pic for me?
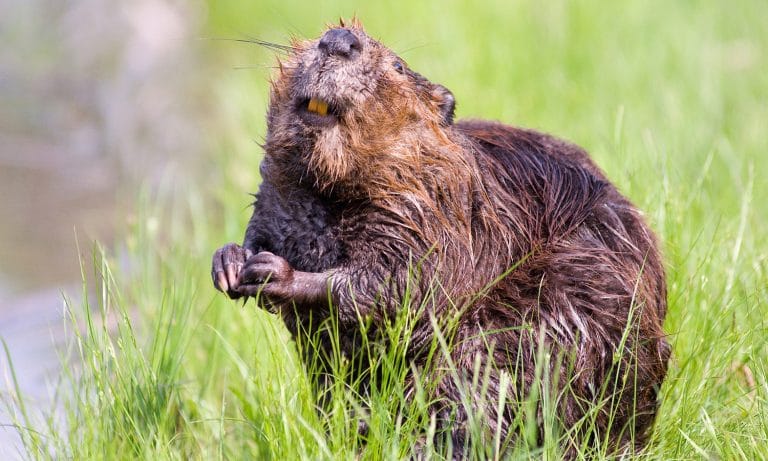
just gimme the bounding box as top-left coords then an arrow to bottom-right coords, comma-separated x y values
211,243 -> 253,299
236,251 -> 296,302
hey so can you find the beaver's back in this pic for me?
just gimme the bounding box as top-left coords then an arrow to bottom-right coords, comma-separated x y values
449,120 -> 668,449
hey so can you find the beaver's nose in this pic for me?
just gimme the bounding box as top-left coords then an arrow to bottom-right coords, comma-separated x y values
318,28 -> 361,59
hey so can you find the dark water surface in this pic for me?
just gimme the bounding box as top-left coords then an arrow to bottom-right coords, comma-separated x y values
0,0 -> 211,455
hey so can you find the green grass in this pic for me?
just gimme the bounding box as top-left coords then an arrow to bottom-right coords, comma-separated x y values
6,0 -> 768,459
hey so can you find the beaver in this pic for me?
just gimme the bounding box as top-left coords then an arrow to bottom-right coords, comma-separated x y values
211,20 -> 669,457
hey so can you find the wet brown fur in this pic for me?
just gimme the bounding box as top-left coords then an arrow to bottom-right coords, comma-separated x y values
229,20 -> 669,456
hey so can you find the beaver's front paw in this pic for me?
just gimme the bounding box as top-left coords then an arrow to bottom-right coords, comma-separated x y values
211,243 -> 253,299
237,251 -> 296,302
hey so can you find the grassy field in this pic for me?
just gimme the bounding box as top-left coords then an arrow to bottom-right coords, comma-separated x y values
7,0 -> 768,459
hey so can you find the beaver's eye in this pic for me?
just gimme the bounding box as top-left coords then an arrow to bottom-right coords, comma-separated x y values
393,60 -> 404,74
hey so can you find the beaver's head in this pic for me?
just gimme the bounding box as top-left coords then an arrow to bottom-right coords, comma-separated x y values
266,21 -> 458,193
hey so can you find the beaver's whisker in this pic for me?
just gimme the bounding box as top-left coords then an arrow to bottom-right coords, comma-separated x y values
242,36 -> 297,52
232,65 -> 281,71
212,37 -> 297,53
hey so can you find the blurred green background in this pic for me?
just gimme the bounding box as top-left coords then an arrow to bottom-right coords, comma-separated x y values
1,0 -> 766,458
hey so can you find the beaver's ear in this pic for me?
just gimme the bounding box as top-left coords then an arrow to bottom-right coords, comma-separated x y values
432,84 -> 456,126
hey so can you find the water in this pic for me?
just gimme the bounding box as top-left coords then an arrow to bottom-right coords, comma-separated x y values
0,0 -> 210,456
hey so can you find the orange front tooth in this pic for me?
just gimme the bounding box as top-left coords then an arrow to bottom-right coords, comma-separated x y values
315,100 -> 328,116
307,98 -> 329,115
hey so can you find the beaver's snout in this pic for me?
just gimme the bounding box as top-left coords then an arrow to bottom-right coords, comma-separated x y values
318,28 -> 361,59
